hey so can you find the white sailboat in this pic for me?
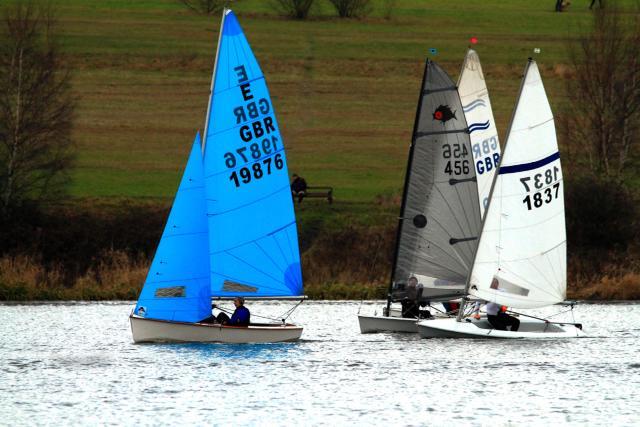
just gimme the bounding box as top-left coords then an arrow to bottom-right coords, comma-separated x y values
359,50 -> 500,333
130,9 -> 304,343
417,59 -> 585,339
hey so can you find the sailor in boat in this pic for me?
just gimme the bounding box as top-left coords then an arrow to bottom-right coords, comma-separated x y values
485,302 -> 519,332
215,297 -> 251,326
400,278 -> 432,319
442,301 -> 460,314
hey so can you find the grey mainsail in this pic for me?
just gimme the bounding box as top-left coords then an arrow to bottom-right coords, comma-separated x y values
391,60 -> 481,303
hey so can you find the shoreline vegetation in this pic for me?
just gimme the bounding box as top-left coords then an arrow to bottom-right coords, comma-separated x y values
0,201 -> 638,302
1,244 -> 639,302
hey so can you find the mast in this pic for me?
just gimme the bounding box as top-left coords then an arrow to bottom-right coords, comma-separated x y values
456,58 -> 534,322
456,49 -> 471,87
202,8 -> 227,153
386,59 -> 430,316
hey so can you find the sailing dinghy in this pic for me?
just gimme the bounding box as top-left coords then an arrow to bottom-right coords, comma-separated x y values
130,10 -> 304,343
359,53 -> 500,333
417,59 -> 585,339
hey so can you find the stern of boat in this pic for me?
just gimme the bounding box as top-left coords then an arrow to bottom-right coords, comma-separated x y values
130,314 -> 303,344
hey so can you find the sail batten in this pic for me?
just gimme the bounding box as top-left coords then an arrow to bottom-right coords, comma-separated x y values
416,129 -> 470,137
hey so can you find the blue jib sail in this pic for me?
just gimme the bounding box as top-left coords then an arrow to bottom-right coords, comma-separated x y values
203,10 -> 303,297
134,133 -> 211,322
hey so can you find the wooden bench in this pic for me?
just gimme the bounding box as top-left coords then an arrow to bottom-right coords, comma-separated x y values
294,186 -> 333,204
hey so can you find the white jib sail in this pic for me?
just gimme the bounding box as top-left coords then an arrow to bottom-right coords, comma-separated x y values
468,59 -> 566,309
458,49 -> 501,218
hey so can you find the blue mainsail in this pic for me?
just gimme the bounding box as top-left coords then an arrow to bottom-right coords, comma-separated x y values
134,133 -> 211,322
203,10 -> 303,297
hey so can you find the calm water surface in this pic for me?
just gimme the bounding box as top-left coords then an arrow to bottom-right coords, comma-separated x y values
1,301 -> 639,426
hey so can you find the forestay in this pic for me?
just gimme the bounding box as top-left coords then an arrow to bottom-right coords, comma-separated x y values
134,134 -> 211,322
458,49 -> 501,217
468,59 -> 566,308
391,60 -> 482,302
203,10 -> 302,298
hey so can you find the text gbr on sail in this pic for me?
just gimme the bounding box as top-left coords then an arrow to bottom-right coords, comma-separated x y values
232,65 -> 275,143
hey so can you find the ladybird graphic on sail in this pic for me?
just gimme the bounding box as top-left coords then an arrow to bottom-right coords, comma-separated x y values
203,10 -> 302,298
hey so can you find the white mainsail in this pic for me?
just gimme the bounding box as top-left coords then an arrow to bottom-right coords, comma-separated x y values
467,59 -> 566,309
458,49 -> 501,218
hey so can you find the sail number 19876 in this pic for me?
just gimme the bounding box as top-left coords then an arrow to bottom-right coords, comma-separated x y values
225,136 -> 284,188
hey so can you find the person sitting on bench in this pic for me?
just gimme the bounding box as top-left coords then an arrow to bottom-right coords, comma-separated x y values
291,173 -> 307,203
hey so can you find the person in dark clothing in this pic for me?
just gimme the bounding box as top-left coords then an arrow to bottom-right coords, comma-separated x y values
291,174 -> 307,203
486,302 -> 519,331
400,299 -> 432,319
215,297 -> 251,326
590,0 -> 602,9
555,0 -> 563,11
401,299 -> 420,318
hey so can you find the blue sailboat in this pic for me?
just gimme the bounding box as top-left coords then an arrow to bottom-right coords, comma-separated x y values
130,10 -> 304,343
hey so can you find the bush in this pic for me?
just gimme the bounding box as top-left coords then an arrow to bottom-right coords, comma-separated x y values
272,0 -> 315,19
177,0 -> 230,15
565,175 -> 638,251
329,0 -> 372,18
301,225 -> 394,286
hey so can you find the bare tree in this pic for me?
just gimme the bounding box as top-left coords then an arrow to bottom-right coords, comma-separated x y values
329,0 -> 372,18
565,3 -> 640,178
178,0 -> 231,15
271,0 -> 315,20
0,2 -> 74,216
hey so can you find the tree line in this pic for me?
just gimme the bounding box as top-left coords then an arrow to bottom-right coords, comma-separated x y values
178,0 -> 393,19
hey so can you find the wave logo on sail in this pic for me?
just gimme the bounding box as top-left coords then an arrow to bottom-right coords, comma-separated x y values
468,120 -> 490,134
433,105 -> 457,123
462,98 -> 486,113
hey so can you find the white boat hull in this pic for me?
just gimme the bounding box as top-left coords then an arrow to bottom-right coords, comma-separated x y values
358,314 -> 418,333
130,315 -> 303,343
416,317 -> 585,339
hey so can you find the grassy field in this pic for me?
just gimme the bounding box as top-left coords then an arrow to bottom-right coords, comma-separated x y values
52,0 -> 630,204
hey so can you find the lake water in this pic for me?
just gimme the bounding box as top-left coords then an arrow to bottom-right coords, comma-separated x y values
1,301 -> 638,426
